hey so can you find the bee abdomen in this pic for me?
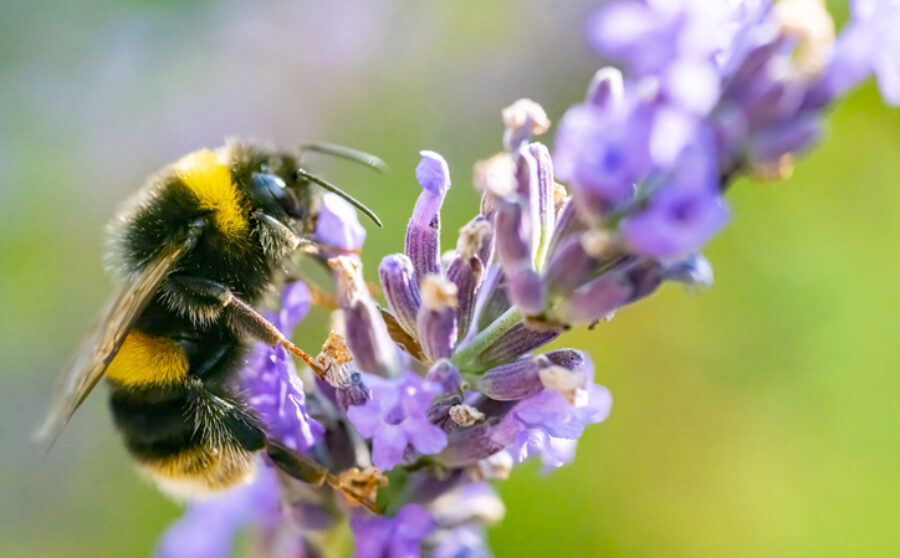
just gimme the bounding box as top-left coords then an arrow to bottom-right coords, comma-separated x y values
108,379 -> 263,499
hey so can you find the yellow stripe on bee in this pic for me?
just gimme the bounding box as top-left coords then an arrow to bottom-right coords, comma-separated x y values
106,331 -> 189,388
175,149 -> 249,238
139,445 -> 257,499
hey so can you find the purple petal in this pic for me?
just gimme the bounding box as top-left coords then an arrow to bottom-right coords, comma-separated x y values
425,359 -> 461,393
278,281 -> 311,332
395,504 -> 437,540
404,420 -> 449,455
372,424 -> 409,470
417,276 -> 459,361
513,390 -> 585,440
415,150 -> 451,195
575,384 -> 613,425
347,399 -> 383,438
315,192 -> 367,251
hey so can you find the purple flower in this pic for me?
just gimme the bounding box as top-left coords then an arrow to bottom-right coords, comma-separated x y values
315,192 -> 367,251
587,0 -> 731,115
621,134 -> 728,258
242,282 -> 324,452
489,356 -> 612,472
351,504 -> 436,558
821,0 -> 900,105
347,372 -> 448,470
155,464 -> 282,558
554,100 -> 653,215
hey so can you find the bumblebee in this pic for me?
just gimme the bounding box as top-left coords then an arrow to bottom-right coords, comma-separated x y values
40,141 -> 383,509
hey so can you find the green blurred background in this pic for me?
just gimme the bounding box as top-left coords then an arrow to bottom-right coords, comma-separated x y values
1,1 -> 898,556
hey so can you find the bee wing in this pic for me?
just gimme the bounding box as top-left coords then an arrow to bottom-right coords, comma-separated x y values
38,241 -> 189,447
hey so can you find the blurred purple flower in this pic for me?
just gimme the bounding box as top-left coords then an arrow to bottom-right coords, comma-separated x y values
553,100 -> 652,214
155,464 -> 282,558
351,504 -> 436,558
621,136 -> 728,258
315,192 -> 367,251
347,372 -> 448,470
822,0 -> 900,105
242,281 -> 324,452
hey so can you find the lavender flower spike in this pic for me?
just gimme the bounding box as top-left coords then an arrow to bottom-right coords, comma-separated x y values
406,151 -> 451,282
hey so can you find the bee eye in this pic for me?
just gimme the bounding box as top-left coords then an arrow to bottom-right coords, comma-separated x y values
251,173 -> 305,218
252,172 -> 286,193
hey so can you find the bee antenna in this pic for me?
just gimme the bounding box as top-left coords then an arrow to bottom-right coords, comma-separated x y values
296,168 -> 383,228
299,142 -> 389,174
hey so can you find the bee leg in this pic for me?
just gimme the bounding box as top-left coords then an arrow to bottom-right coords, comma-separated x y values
165,276 -> 328,379
266,439 -> 383,514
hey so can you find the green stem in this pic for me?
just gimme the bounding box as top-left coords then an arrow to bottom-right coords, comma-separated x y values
451,307 -> 522,371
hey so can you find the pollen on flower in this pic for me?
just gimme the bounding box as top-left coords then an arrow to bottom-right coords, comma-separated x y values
539,364 -> 587,404
775,0 -> 835,76
502,98 -> 551,138
470,450 -> 514,481
336,466 -> 389,507
581,229 -> 615,258
329,256 -> 366,305
457,219 -> 493,260
316,331 -> 355,387
449,404 -> 486,427
474,153 -> 516,196
751,154 -> 795,182
553,182 -> 570,215
420,274 -> 459,311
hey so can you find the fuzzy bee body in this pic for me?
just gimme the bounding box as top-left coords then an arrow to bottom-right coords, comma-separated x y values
106,308 -> 261,497
102,143 -> 308,497
42,141 -> 383,503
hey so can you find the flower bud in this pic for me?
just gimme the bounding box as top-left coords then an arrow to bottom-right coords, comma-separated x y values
556,274 -> 633,324
417,275 -> 459,361
330,256 -> 401,377
379,254 -> 422,337
477,349 -> 585,401
475,322 -> 560,371
585,66 -> 624,108
502,98 -> 551,153
426,359 -> 462,393
406,151 -> 451,282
